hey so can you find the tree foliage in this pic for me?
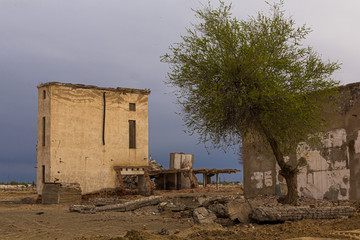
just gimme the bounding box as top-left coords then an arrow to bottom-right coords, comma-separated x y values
161,1 -> 340,204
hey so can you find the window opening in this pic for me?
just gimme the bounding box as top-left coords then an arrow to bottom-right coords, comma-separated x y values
42,117 -> 46,146
129,103 -> 136,111
129,120 -> 136,148
43,90 -> 46,99
42,165 -> 45,183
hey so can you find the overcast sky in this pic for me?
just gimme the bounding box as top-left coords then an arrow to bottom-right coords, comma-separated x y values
0,0 -> 359,183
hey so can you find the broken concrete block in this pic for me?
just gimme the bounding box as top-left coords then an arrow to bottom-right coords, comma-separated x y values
251,206 -> 356,222
193,207 -> 217,224
69,205 -> 96,214
226,199 -> 252,223
95,196 -> 163,212
208,203 -> 228,218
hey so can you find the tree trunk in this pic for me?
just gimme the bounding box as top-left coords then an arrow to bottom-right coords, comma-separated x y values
279,168 -> 298,205
259,123 -> 298,205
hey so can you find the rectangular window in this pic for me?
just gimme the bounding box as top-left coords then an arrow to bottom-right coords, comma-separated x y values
129,103 -> 136,111
43,90 -> 46,99
42,165 -> 45,183
42,117 -> 46,146
129,120 -> 136,149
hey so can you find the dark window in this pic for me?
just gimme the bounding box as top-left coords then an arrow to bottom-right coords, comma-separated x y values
42,165 -> 45,183
43,90 -> 46,99
129,120 -> 136,149
129,103 -> 136,111
42,117 -> 46,146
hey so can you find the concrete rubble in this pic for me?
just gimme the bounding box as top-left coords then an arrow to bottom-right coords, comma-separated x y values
70,196 -> 163,213
148,156 -> 162,171
251,206 -> 356,222
193,207 -> 217,224
69,195 -> 358,226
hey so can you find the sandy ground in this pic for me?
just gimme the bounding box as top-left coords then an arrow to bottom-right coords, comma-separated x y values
0,188 -> 359,240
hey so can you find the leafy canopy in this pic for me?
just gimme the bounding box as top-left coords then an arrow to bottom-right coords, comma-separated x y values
161,1 -> 340,154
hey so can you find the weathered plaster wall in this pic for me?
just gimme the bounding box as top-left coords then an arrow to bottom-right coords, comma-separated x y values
37,86 -> 51,194
243,133 -> 276,197
243,83 -> 360,200
293,129 -> 350,200
37,82 -> 150,195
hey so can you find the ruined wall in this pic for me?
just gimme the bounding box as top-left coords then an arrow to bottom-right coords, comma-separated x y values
37,82 -> 150,195
243,82 -> 360,200
243,132 -> 276,197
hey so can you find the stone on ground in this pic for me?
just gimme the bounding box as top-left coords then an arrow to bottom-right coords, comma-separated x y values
193,207 -> 217,224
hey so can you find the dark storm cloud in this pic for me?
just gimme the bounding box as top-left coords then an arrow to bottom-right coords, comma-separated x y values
1,0 -> 359,182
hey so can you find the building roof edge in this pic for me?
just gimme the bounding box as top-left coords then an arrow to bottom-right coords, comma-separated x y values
37,82 -> 151,95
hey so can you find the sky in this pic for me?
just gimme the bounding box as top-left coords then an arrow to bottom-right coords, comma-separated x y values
0,0 -> 359,183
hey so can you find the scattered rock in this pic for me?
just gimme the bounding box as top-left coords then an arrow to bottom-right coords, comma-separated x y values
158,228 -> 169,235
193,207 -> 217,224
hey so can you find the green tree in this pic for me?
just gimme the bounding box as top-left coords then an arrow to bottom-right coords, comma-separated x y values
161,1 -> 340,204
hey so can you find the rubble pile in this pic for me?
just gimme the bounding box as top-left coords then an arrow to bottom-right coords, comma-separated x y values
69,194 -> 358,225
122,176 -> 138,189
149,156 -> 162,171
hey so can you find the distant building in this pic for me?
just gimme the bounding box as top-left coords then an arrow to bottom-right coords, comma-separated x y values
243,82 -> 360,200
36,82 -> 150,196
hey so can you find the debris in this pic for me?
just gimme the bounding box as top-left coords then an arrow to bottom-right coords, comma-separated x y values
251,206 -> 356,222
158,228 -> 170,235
70,196 -> 163,213
193,207 -> 217,224
226,199 -> 252,223
69,205 -> 96,214
149,156 -> 163,171
208,203 -> 228,218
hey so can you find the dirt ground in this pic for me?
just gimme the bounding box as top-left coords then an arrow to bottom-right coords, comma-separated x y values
0,188 -> 359,240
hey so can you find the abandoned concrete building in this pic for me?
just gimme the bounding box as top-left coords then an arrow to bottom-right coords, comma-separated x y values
243,82 -> 360,201
37,82 -> 151,198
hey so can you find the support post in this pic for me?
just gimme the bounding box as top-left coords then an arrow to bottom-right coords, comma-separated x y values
203,173 -> 207,187
216,173 -> 219,189
174,172 -> 178,190
163,173 -> 166,190
115,170 -> 126,195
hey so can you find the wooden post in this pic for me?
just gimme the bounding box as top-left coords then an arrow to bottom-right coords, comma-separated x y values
174,172 -> 178,190
203,173 -> 207,187
216,173 -> 219,189
163,173 -> 166,190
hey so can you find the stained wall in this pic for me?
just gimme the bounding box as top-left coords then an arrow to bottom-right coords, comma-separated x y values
243,82 -> 360,200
